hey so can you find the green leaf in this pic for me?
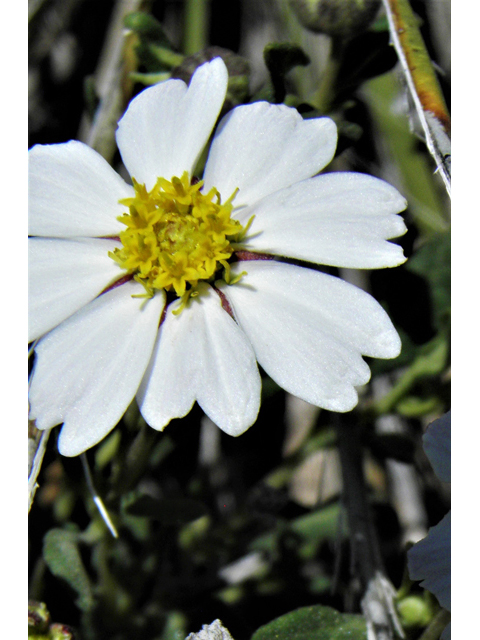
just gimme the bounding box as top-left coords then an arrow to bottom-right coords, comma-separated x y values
161,610 -> 188,640
250,502 -> 341,560
43,529 -> 94,612
94,429 -> 121,470
290,503 -> 340,548
124,11 -> 183,73
336,31 -> 398,102
129,71 -> 173,86
366,73 -> 449,235
263,43 -> 310,103
124,12 -> 175,49
407,231 -> 451,329
251,605 -> 367,640
396,395 -> 443,418
374,333 -> 449,414
138,42 -> 184,72
125,495 -> 208,525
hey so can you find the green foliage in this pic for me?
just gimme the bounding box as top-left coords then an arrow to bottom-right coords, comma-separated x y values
288,0 -> 381,39
125,11 -> 183,73
335,31 -> 398,103
366,73 -> 449,235
124,12 -> 175,49
407,231 -> 451,330
263,43 -> 310,103
397,595 -> 435,629
251,605 -> 367,640
161,611 -> 188,640
42,529 -> 94,612
124,495 -> 208,525
28,601 -> 77,639
94,430 -> 121,471
374,333 -> 449,415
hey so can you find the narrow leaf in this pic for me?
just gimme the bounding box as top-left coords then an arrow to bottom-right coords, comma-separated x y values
43,529 -> 94,612
251,605 -> 367,640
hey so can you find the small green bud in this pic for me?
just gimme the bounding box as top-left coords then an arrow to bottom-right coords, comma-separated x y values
289,0 -> 381,39
28,601 -> 51,633
49,623 -> 77,640
397,595 -> 434,628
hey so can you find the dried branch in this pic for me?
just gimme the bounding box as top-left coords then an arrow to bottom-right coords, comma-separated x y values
80,453 -> 118,538
382,0 -> 451,197
77,0 -> 150,160
336,416 -> 404,640
28,424 -> 51,512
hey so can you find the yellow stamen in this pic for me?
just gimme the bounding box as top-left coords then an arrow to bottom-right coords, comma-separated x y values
109,172 -> 246,300
171,288 -> 200,316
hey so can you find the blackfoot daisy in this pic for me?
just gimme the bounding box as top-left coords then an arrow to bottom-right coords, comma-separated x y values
29,58 -> 407,456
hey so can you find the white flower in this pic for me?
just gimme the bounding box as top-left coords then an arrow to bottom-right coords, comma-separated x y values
29,58 -> 407,457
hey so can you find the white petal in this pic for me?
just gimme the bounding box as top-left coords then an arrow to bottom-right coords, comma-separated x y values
240,172 -> 407,268
29,141 -> 133,237
116,58 -> 228,190
203,102 -> 337,207
219,261 -> 401,412
29,237 -> 125,342
29,281 -> 165,456
138,283 -> 261,436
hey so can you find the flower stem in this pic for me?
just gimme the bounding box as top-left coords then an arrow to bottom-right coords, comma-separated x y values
312,36 -> 344,113
336,416 -> 382,584
77,0 -> 144,161
110,420 -> 159,497
336,415 -> 405,639
183,0 -> 210,54
81,453 -> 119,538
28,426 -> 51,512
417,609 -> 450,640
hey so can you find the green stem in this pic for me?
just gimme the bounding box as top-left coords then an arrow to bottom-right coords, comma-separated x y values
373,334 -> 448,415
110,420 -> 159,497
336,416 -> 404,637
336,416 -> 383,586
81,453 -> 119,538
417,609 -> 450,640
183,0 -> 209,54
146,43 -> 184,68
312,36 -> 344,113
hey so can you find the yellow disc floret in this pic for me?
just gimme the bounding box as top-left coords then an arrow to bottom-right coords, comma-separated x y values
109,172 -> 244,298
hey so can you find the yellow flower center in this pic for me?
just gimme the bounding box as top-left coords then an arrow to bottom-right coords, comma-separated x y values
109,172 -> 245,298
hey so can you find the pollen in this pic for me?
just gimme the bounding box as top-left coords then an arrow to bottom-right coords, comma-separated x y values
109,172 -> 245,298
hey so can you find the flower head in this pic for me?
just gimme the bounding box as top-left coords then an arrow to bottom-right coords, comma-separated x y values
29,58 -> 407,457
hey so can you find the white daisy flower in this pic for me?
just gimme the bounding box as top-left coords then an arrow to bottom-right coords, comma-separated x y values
29,58 -> 407,457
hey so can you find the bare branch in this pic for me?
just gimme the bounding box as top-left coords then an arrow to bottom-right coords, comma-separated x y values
382,0 -> 451,196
